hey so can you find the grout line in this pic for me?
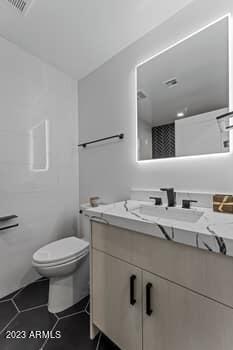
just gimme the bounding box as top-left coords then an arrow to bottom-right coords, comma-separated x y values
56,296 -> 90,319
0,277 -> 48,302
0,298 -> 12,304
40,319 -> 59,349
13,287 -> 24,298
54,313 -> 60,320
59,310 -> 84,320
0,288 -> 23,303
10,279 -> 48,303
12,299 -> 20,313
21,304 -> 48,313
79,295 -> 90,310
84,297 -> 90,315
96,333 -> 102,350
0,313 -> 18,335
85,300 -> 90,313
12,286 -> 26,300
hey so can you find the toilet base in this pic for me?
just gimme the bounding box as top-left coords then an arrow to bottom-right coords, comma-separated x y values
48,255 -> 89,313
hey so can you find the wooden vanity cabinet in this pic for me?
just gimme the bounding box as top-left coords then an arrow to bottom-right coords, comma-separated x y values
92,249 -> 142,350
91,222 -> 233,350
143,271 -> 233,350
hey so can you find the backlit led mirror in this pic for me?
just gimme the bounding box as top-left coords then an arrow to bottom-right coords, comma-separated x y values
136,16 -> 231,161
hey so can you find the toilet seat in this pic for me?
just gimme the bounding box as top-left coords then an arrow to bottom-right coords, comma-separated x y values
32,237 -> 89,266
32,250 -> 88,269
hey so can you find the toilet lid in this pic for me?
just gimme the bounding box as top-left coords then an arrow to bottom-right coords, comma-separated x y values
33,237 -> 89,265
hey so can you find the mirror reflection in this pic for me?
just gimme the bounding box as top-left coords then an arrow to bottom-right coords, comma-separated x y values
137,17 -> 230,161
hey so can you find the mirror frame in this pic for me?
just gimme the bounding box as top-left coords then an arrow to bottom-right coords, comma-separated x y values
135,14 -> 232,163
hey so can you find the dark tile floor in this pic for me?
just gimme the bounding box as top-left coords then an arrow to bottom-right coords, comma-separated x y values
0,279 -> 120,350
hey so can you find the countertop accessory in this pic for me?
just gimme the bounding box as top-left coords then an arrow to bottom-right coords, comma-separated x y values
78,133 -> 124,148
90,197 -> 100,207
213,194 -> 233,214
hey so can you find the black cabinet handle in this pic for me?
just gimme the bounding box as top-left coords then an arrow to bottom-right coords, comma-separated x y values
146,283 -> 153,316
130,275 -> 136,305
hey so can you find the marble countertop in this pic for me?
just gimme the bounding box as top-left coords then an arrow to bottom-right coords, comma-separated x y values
83,200 -> 233,258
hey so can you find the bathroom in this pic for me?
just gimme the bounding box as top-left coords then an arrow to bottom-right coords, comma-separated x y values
0,0 -> 233,349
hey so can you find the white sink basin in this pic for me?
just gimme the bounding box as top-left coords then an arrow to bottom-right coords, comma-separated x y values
139,205 -> 203,223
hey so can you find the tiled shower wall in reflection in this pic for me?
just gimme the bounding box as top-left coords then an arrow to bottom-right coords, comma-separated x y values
152,123 -> 175,159
0,36 -> 79,298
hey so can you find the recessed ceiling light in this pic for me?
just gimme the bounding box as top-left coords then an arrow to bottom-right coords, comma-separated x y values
177,112 -> 185,118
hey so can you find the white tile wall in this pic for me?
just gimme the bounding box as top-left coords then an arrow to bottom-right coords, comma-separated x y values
0,37 -> 79,297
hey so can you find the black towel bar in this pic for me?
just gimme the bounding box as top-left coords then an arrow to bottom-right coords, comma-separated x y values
0,224 -> 19,231
78,133 -> 124,148
0,215 -> 18,222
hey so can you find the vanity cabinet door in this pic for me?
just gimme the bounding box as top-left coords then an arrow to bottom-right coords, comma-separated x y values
92,249 -> 142,350
143,271 -> 233,350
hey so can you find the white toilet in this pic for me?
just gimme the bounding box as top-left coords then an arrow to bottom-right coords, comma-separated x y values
32,237 -> 89,313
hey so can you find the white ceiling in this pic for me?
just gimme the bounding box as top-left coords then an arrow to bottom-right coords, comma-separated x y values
137,17 -> 229,126
0,0 -> 193,79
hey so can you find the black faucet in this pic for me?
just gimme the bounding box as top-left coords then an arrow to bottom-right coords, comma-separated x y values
160,188 -> 176,207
